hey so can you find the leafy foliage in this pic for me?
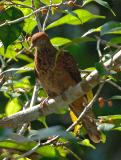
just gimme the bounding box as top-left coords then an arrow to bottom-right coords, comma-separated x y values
0,0 -> 121,160
0,7 -> 24,51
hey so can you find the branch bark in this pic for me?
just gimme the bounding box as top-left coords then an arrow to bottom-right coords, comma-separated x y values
0,49 -> 121,128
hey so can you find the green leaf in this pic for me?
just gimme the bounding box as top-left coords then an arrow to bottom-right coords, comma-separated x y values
95,62 -> 107,76
0,7 -> 24,50
82,27 -> 101,37
81,139 -> 96,149
37,145 -> 57,157
40,0 -> 62,5
99,115 -> 121,121
38,116 -> 48,128
0,45 -> 17,60
110,36 -> 121,44
29,126 -> 75,141
46,9 -> 105,30
13,77 -> 32,91
23,17 -> 37,34
100,132 -> 106,143
5,98 -> 22,116
17,54 -> 33,62
0,140 -> 57,157
51,37 -> 72,47
109,95 -> 121,100
16,62 -> 34,74
113,127 -> 121,131
83,0 -> 115,15
100,21 -> 121,35
82,0 -> 93,6
70,36 -> 95,44
51,36 -> 95,47
95,0 -> 115,16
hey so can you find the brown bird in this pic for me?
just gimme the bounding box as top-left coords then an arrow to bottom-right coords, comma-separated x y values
31,32 -> 101,143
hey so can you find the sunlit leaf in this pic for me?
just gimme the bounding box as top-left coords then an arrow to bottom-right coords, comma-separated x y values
100,132 -> 106,143
16,62 -> 34,74
113,127 -> 121,131
40,0 -> 62,5
46,9 -> 105,30
5,98 -> 22,116
51,37 -> 71,47
23,17 -> 37,34
80,139 -> 96,149
82,0 -> 93,6
0,140 -> 57,157
51,36 -> 95,47
38,116 -> 48,128
100,21 -> 121,35
99,115 -> 121,121
17,54 -> 33,62
13,76 -> 32,90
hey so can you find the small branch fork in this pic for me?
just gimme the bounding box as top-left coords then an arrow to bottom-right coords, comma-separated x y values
42,0 -> 52,31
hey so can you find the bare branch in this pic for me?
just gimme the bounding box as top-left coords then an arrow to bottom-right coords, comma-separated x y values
15,141 -> 41,160
97,38 -> 103,60
42,0 -> 52,31
107,80 -> 121,92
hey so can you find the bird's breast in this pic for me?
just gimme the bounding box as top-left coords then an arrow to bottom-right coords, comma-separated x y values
35,53 -> 76,97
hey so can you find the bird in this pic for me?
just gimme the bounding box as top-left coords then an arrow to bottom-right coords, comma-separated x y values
31,32 -> 101,143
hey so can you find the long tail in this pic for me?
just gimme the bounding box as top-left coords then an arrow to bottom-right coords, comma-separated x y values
69,92 -> 101,143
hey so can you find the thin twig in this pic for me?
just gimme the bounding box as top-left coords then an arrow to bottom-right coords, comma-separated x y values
32,0 -> 42,31
30,82 -> 39,108
107,80 -> 121,92
18,101 -> 30,135
66,83 -> 104,131
0,55 -> 6,68
0,67 -> 33,76
97,38 -> 103,60
65,146 -> 82,160
15,141 -> 41,160
18,83 -> 39,135
42,0 -> 52,31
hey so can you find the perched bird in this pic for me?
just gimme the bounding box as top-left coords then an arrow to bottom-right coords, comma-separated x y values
31,32 -> 101,143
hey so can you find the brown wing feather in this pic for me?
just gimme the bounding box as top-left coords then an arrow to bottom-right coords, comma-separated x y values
60,51 -> 101,143
60,51 -> 81,83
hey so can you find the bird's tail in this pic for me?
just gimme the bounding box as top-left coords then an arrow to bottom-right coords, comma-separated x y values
69,91 -> 101,143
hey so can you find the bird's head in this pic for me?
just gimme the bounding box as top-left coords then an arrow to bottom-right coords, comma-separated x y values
30,32 -> 50,49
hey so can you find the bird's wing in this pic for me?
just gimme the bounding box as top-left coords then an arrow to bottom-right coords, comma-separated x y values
60,51 -> 81,83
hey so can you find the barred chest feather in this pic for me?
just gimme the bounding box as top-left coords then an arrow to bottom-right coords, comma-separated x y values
34,49 -> 76,97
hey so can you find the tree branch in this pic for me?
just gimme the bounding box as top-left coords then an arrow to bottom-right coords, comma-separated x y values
0,49 -> 121,128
